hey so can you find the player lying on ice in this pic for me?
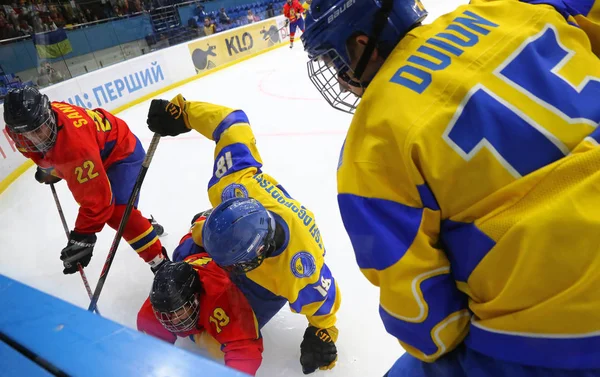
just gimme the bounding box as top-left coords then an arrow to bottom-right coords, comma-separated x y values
137,216 -> 264,376
300,0 -> 600,376
145,95 -> 341,375
3,87 -> 168,275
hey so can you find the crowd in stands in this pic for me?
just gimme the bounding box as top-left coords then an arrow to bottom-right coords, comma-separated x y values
0,0 -> 287,42
0,0 -> 289,98
186,1 -> 281,37
0,0 -> 179,41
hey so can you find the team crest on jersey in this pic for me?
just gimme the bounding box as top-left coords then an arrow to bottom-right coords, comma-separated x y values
221,183 -> 249,201
291,251 -> 316,278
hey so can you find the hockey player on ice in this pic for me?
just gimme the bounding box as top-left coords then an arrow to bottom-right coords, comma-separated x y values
283,0 -> 305,48
137,213 -> 264,376
301,0 -> 600,375
3,87 -> 168,275
146,95 -> 341,374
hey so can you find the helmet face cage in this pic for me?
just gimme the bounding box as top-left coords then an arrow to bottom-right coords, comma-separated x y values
307,49 -> 361,114
9,102 -> 57,153
153,294 -> 200,333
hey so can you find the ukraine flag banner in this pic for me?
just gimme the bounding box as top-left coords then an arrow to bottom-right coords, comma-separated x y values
33,29 -> 73,59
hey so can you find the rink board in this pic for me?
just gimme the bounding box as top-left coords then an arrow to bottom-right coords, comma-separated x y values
0,274 -> 248,377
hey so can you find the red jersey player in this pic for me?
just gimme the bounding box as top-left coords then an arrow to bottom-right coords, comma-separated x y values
2,86 -> 167,275
137,214 -> 263,376
283,0 -> 305,48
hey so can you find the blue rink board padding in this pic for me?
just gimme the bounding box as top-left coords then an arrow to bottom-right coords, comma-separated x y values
0,340 -> 53,377
0,274 -> 249,377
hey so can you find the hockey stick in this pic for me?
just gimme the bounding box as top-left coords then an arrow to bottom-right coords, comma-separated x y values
49,183 -> 101,316
87,133 -> 161,313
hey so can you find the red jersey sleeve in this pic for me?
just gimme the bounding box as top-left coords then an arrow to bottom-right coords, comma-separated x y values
200,267 -> 263,376
294,2 -> 304,14
283,3 -> 291,18
137,297 -> 177,344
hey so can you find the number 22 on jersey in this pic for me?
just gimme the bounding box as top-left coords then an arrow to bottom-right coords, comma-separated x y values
444,25 -> 600,178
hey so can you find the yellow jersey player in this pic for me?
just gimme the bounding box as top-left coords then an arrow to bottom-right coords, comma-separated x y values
302,0 -> 312,18
302,0 -> 600,376
145,96 -> 341,375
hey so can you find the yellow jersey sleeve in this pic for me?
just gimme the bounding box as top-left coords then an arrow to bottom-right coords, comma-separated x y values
337,110 -> 470,361
168,94 -> 263,205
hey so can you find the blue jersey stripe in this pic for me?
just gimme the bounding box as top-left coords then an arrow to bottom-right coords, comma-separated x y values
230,274 -> 287,329
314,276 -> 337,317
289,264 -> 334,313
208,143 -> 262,189
440,220 -> 496,282
338,193 -> 423,271
173,238 -> 205,262
519,0 -> 578,18
130,229 -> 158,252
379,272 -> 469,356
467,323 -> 600,369
212,110 -> 249,143
417,183 -> 440,211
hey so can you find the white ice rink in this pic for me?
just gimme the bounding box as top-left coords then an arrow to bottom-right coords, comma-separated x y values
0,1 -> 467,375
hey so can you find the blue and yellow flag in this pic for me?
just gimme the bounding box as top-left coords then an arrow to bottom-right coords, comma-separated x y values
33,29 -> 72,59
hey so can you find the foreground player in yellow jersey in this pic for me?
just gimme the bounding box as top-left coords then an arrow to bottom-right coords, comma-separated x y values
146,96 -> 341,375
301,0 -> 600,376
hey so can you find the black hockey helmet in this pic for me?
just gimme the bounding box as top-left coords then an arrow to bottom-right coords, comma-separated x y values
3,86 -> 57,153
150,261 -> 202,333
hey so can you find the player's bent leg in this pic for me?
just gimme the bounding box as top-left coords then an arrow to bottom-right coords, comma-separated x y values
105,137 -> 166,268
289,21 -> 298,47
107,205 -> 165,266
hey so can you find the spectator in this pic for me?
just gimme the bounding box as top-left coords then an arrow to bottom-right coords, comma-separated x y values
32,15 -> 46,33
154,33 -> 169,49
266,2 -> 274,18
218,7 -> 231,24
247,9 -> 259,23
203,17 -> 216,35
36,61 -> 63,87
194,3 -> 206,20
1,23 -> 19,39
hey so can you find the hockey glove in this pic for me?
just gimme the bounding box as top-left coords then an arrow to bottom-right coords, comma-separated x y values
146,99 -> 191,137
300,326 -> 338,374
60,231 -> 96,274
191,208 -> 213,225
151,247 -> 171,274
35,167 -> 61,185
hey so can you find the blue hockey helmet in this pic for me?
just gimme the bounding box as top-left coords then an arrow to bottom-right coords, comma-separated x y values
301,0 -> 427,113
202,197 -> 276,274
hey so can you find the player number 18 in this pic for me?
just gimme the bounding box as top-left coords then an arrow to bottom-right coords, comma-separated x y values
215,151 -> 233,179
314,277 -> 332,297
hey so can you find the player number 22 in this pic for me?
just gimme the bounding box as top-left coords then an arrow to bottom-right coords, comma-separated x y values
215,151 -> 233,179
75,160 -> 99,184
209,307 -> 230,334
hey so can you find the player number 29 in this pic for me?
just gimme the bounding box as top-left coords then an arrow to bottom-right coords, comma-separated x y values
209,307 -> 230,334
215,151 -> 233,179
